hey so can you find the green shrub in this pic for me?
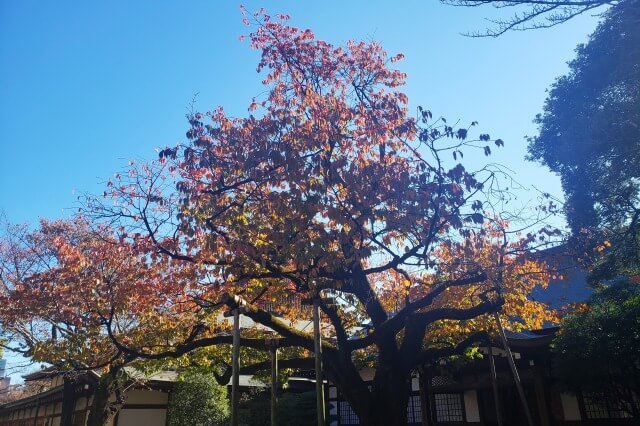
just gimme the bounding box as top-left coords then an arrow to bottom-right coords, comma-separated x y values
167,372 -> 230,426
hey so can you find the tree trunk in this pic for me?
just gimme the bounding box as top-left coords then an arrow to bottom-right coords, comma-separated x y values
349,368 -> 412,426
86,368 -> 126,426
60,376 -> 76,426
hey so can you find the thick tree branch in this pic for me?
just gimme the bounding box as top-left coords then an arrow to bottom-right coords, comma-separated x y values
413,297 -> 502,329
110,335 -> 307,361
415,330 -> 491,365
227,297 -> 333,353
318,298 -> 350,350
237,357 -> 315,376
348,273 -> 488,350
345,263 -> 388,327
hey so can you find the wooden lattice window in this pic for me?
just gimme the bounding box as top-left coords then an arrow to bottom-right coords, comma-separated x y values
583,393 -> 632,419
339,400 -> 360,424
407,394 -> 423,423
434,393 -> 464,422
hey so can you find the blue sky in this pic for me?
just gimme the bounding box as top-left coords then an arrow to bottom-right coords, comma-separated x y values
0,1 -> 600,379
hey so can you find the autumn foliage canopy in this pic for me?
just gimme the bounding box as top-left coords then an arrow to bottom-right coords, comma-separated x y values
0,9 -> 559,425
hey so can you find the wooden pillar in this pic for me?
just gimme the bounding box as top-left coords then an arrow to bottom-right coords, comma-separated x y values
313,298 -> 325,426
421,367 -> 434,426
487,346 -> 503,426
60,376 -> 76,426
32,397 -> 41,426
533,366 -> 550,426
221,293 -> 248,426
231,308 -> 241,426
271,346 -> 278,426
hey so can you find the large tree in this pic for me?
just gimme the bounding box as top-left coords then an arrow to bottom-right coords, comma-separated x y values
553,279 -> 640,418
526,0 -> 640,278
0,218 -> 209,425
1,11 -> 560,425
79,11 -> 558,425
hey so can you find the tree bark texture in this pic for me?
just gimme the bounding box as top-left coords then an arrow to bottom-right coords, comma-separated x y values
86,368 -> 125,426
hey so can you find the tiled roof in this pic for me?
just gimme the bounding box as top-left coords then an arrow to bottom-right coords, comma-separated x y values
528,246 -> 593,308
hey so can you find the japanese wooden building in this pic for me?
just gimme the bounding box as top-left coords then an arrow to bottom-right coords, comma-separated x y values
327,327 -> 636,425
0,369 -> 173,426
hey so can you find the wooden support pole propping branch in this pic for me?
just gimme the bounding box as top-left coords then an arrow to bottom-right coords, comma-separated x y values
313,298 -> 325,426
231,308 -> 241,426
493,312 -> 534,426
487,346 -> 503,426
271,346 -> 278,426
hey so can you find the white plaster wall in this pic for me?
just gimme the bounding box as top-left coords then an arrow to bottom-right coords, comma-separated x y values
463,390 -> 481,422
560,393 -> 581,421
52,375 -> 63,387
117,408 -> 167,426
329,386 -> 337,399
411,377 -> 420,391
75,396 -> 88,410
359,368 -> 376,382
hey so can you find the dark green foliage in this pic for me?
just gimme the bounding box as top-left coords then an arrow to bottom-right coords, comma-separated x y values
276,391 -> 317,426
237,389 -> 317,426
167,372 -> 230,426
238,389 -> 269,426
526,0 -> 640,274
590,232 -> 640,284
553,279 -> 640,417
